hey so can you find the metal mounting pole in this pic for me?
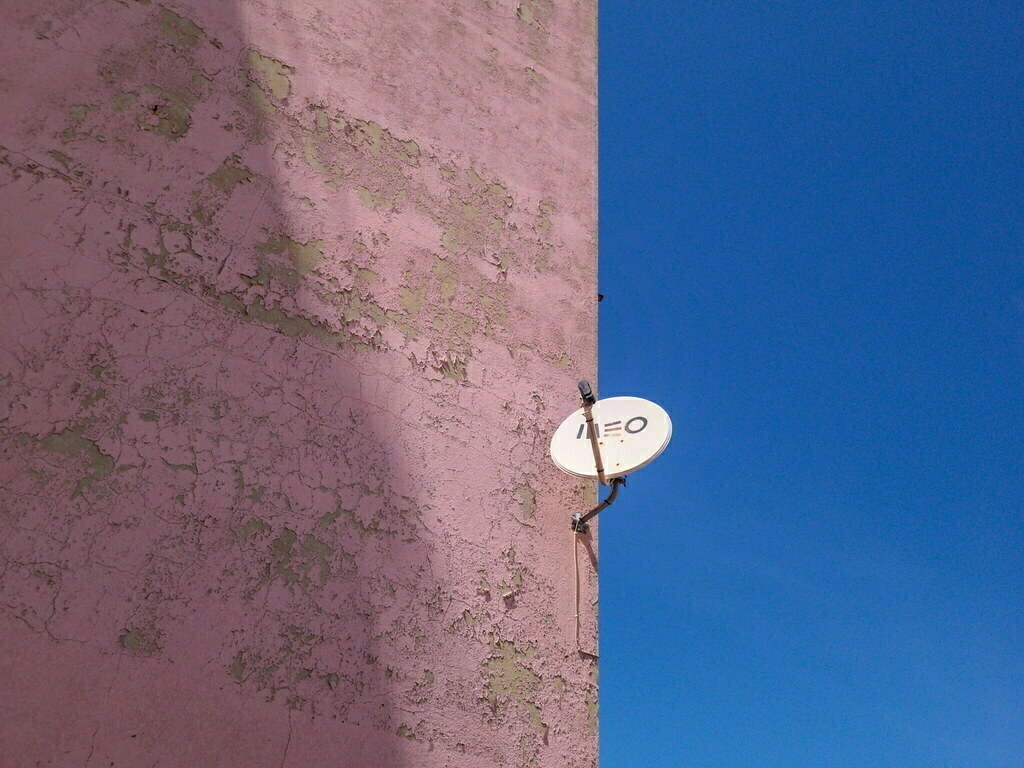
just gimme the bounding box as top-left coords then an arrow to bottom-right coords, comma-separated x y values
571,380 -> 626,533
577,380 -> 608,486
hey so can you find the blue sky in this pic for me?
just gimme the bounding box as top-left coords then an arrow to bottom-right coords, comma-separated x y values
597,2 -> 1023,765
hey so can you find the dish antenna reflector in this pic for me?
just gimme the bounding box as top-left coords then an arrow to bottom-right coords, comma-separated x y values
550,381 -> 672,532
550,396 -> 671,480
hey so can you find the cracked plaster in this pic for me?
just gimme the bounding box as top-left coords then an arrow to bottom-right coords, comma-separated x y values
0,0 -> 597,766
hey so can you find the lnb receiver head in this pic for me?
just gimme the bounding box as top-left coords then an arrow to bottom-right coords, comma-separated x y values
577,380 -> 596,406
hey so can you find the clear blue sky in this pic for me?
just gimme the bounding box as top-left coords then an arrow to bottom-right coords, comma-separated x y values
597,2 -> 1023,766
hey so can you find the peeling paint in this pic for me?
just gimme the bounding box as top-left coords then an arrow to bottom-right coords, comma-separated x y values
61,104 -> 97,140
139,85 -> 196,140
206,158 -> 253,191
515,482 -> 536,518
239,518 -> 271,540
119,625 -> 161,655
112,92 -> 137,112
247,49 -> 293,101
399,285 -> 427,313
350,119 -> 386,155
37,428 -> 116,496
156,6 -> 207,48
257,235 -> 324,276
229,651 -> 247,681
312,106 -> 330,132
515,0 -> 554,58
483,640 -> 546,737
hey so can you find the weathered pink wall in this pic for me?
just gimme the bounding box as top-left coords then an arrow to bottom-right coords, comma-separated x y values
0,0 -> 597,765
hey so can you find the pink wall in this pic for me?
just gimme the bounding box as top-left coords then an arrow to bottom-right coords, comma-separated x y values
0,0 -> 597,766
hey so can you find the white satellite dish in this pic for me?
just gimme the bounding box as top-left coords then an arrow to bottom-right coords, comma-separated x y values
550,395 -> 672,480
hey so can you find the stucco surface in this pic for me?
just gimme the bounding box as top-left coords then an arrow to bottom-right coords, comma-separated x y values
0,0 -> 597,766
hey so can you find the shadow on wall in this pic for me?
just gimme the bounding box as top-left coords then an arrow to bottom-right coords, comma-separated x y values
0,1 -> 431,764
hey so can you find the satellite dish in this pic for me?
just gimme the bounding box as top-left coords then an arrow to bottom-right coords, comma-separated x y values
550,395 -> 672,480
